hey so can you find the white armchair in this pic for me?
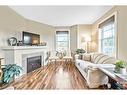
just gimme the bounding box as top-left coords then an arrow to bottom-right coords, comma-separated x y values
63,51 -> 73,63
48,51 -> 59,65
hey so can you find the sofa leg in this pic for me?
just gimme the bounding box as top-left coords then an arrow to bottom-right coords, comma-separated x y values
101,84 -> 108,89
99,83 -> 111,89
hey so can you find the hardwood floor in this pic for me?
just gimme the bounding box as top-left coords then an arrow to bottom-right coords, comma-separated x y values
11,62 -> 89,90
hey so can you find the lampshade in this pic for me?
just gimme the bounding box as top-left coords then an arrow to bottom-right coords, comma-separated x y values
81,36 -> 91,42
81,37 -> 86,42
85,36 -> 91,42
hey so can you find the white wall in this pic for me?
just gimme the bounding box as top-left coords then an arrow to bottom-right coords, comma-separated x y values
70,25 -> 78,52
0,6 -> 26,58
55,26 -> 70,51
0,6 -> 55,64
92,6 -> 127,61
24,19 -> 55,51
70,24 -> 92,52
77,24 -> 92,49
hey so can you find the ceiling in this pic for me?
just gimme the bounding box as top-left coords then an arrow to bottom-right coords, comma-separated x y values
9,6 -> 113,26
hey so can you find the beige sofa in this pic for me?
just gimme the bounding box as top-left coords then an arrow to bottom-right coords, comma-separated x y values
75,53 -> 116,88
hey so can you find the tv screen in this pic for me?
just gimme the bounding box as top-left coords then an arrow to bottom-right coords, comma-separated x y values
22,31 -> 40,45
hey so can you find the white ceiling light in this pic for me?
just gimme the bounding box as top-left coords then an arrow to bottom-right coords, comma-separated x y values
9,6 -> 113,26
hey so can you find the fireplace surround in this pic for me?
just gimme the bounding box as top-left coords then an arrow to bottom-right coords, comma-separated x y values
27,56 -> 41,73
22,52 -> 44,74
2,46 -> 48,75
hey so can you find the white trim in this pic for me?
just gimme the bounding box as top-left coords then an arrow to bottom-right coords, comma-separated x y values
114,11 -> 118,59
97,11 -> 117,26
97,11 -> 117,58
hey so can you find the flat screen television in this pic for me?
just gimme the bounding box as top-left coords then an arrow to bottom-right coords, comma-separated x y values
22,31 -> 40,45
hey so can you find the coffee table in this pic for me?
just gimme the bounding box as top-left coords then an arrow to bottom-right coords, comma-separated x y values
98,67 -> 127,89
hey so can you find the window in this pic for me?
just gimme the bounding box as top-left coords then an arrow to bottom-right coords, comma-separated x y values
56,31 -> 69,51
98,16 -> 115,56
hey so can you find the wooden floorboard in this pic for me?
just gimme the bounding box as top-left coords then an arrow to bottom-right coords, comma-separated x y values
11,62 -> 92,89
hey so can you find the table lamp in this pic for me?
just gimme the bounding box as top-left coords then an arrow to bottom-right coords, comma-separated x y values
81,36 -> 91,53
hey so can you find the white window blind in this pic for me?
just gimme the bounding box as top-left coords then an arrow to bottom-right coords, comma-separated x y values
98,16 -> 115,56
56,31 -> 69,51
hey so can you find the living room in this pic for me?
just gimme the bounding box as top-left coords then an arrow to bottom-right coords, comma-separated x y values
0,4 -> 127,92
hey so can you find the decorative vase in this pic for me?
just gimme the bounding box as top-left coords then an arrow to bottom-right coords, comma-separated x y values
58,53 -> 63,59
75,54 -> 79,59
119,68 -> 126,74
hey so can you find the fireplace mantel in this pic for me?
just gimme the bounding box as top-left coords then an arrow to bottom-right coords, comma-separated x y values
2,46 -> 48,75
1,46 -> 47,50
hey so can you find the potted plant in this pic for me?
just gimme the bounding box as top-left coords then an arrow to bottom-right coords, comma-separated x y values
115,60 -> 127,74
75,48 -> 86,54
75,49 -> 86,59
0,64 -> 22,88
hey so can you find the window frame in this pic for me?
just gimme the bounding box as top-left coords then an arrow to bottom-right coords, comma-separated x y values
55,30 -> 70,51
98,12 -> 117,58
99,23 -> 115,56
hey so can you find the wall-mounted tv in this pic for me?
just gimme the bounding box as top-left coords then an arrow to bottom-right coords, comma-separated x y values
22,31 -> 40,45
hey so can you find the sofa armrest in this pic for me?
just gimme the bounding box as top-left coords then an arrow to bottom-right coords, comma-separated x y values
87,66 -> 98,71
86,66 -> 109,88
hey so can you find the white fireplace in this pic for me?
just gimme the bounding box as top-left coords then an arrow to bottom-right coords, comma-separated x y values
22,52 -> 44,74
2,46 -> 48,75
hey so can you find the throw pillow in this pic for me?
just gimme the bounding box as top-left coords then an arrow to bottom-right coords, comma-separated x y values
82,54 -> 91,61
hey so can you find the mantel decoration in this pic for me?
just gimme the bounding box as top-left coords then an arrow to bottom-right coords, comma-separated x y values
56,51 -> 65,59
8,37 -> 17,46
39,42 -> 47,46
115,60 -> 127,74
0,64 -> 22,89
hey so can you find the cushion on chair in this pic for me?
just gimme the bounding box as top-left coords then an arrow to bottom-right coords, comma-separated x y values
49,56 -> 59,60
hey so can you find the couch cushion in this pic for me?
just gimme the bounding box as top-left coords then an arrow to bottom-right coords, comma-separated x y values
82,53 -> 91,61
95,54 -> 116,64
95,55 -> 109,64
91,53 -> 103,63
102,57 -> 116,64
94,54 -> 106,64
90,53 -> 116,64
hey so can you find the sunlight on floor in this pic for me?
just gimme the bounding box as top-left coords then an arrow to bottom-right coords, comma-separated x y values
55,67 -> 71,89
